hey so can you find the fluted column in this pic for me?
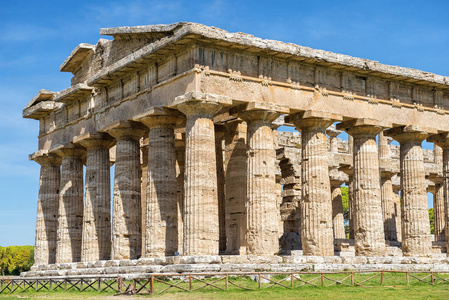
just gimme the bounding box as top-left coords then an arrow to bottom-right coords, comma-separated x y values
379,131 -> 391,158
31,151 -> 61,265
177,101 -> 222,255
175,134 -> 185,255
224,121 -> 248,254
381,171 -> 398,241
52,145 -> 85,263
137,114 -> 181,257
291,111 -> 340,256
392,186 -> 402,242
215,126 -> 226,253
330,181 -> 345,239
338,120 -> 387,256
386,126 -> 432,256
239,110 -> 280,255
340,166 -> 355,240
434,183 -> 445,242
428,133 -> 449,256
74,133 -> 114,262
104,121 -> 146,260
140,139 -> 149,256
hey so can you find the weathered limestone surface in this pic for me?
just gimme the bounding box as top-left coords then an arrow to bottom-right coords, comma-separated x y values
138,114 -> 181,257
338,121 -> 386,256
386,127 -> 433,256
32,152 -> 61,265
53,146 -> 85,263
177,101 -> 222,255
240,110 -> 280,255
330,182 -> 345,240
140,139 -> 149,256
105,121 -> 146,260
215,126 -> 227,253
291,111 -> 337,256
224,122 -> 248,254
381,171 -> 398,241
74,133 -> 114,262
433,183 -> 445,242
175,135 -> 185,255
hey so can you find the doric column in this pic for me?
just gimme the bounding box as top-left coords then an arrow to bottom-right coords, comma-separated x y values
431,182 -> 445,242
392,185 -> 402,242
215,125 -> 226,253
224,121 -> 248,254
239,109 -> 281,255
435,144 -> 443,165
338,119 -> 388,256
386,126 -> 433,256
326,125 -> 341,153
428,133 -> 449,256
330,180 -> 345,239
74,133 -> 114,262
140,138 -> 149,256
135,110 -> 182,257
31,151 -> 61,265
380,170 -> 398,241
51,144 -> 85,263
103,121 -> 147,260
175,133 -> 185,255
291,110 -> 341,256
340,166 -> 354,239
177,100 -> 222,255
378,130 -> 391,158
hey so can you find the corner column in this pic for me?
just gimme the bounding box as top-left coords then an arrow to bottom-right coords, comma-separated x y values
386,126 -> 433,256
291,111 -> 341,256
52,145 -> 85,263
74,133 -> 114,262
338,119 -> 388,256
31,151 -> 61,265
239,109 -> 281,255
103,121 -> 147,260
177,100 -> 222,255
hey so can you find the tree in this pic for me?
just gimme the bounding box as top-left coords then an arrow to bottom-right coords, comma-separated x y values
0,246 -> 34,276
429,208 -> 434,234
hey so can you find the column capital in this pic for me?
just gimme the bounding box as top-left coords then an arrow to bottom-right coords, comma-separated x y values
384,125 -> 437,143
428,132 -> 449,149
30,150 -> 61,166
326,124 -> 342,138
49,143 -> 86,159
337,118 -> 391,137
239,109 -> 281,125
101,120 -> 147,140
134,107 -> 184,129
178,100 -> 222,118
289,110 -> 342,129
73,132 -> 115,149
428,173 -> 444,185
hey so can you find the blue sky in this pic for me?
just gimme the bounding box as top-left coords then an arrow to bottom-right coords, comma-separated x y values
1,0 -> 448,246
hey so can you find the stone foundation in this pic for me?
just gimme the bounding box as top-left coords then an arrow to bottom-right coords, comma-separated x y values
23,251 -> 449,278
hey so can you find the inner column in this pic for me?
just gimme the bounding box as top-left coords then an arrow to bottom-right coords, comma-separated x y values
239,109 -> 280,255
177,101 -> 222,256
291,111 -> 339,256
74,133 -> 114,262
104,121 -> 147,260
386,126 -> 432,256
338,120 -> 387,256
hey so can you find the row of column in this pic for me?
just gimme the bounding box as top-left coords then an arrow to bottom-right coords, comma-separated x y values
33,105 -> 449,265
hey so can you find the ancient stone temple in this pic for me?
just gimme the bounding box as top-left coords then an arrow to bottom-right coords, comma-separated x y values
23,23 -> 449,276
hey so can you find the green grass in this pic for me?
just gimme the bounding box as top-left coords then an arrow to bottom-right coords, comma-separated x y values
0,273 -> 448,299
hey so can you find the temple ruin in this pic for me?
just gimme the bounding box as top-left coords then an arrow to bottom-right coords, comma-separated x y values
22,23 -> 449,276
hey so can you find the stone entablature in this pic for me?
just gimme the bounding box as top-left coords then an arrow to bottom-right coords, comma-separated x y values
24,23 -> 449,270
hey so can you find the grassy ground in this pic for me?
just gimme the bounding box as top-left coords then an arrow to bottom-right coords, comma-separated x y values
0,273 -> 448,299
